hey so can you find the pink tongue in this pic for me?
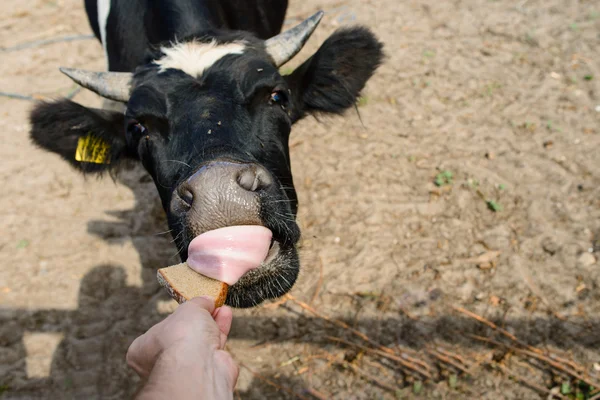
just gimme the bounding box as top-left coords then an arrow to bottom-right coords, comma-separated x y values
186,225 -> 272,285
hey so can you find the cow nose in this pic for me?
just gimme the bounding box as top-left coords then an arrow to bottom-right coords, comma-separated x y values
172,161 -> 274,233
178,164 -> 273,208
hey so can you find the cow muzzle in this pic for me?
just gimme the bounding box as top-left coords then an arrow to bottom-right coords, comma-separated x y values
170,160 -> 274,236
168,159 -> 300,307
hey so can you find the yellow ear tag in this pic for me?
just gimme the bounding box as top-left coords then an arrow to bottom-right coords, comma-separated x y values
75,133 -> 111,164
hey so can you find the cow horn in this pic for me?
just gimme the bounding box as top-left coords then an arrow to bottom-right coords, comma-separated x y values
59,67 -> 132,102
265,11 -> 324,67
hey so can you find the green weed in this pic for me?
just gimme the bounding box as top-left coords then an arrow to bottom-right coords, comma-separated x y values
435,170 -> 453,187
357,96 -> 369,107
487,200 -> 502,212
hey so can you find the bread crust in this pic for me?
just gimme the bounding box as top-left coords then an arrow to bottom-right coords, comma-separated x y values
157,263 -> 228,308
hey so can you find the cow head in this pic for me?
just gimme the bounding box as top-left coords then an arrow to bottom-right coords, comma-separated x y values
29,12 -> 383,307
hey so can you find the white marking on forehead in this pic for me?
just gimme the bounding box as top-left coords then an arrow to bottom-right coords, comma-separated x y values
156,39 -> 246,77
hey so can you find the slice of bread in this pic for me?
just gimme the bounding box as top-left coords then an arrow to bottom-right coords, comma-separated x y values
157,262 -> 228,308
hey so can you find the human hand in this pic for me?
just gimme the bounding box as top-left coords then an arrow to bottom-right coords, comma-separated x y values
127,296 -> 238,399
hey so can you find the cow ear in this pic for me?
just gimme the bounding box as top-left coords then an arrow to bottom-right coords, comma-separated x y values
29,99 -> 136,174
285,27 -> 383,119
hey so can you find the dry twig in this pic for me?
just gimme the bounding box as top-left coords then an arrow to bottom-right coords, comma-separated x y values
286,295 -> 399,356
547,352 -> 587,374
327,336 -> 432,378
1,34 -> 95,52
285,296 -> 434,378
339,360 -> 399,392
492,363 -> 567,400
452,306 -> 536,351
0,86 -> 80,102
467,334 -> 600,389
304,387 -> 329,400
589,391 -> 600,400
262,296 -> 289,309
363,358 -> 393,378
435,347 -> 471,367
0,91 -> 41,101
426,348 -> 472,375
397,302 -> 419,321
516,348 -> 600,389
455,307 -> 600,390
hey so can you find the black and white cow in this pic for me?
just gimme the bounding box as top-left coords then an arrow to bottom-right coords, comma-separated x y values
30,0 -> 383,307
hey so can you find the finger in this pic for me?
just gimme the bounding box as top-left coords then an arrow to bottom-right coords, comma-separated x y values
125,312 -> 175,378
181,297 -> 224,347
187,296 -> 217,315
126,332 -> 159,378
212,306 -> 233,336
212,307 -> 232,349
212,306 -> 233,349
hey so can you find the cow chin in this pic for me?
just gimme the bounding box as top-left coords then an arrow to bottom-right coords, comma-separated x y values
226,242 -> 299,308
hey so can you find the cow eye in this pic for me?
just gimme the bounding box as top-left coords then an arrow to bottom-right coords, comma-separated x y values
127,122 -> 147,137
269,90 -> 288,109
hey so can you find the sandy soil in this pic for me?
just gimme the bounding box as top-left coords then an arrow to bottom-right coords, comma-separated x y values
1,0 -> 599,399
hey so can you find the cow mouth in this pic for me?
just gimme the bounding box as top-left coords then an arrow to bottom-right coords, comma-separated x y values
266,238 -> 279,261
221,219 -> 300,308
226,235 -> 299,308
177,220 -> 300,308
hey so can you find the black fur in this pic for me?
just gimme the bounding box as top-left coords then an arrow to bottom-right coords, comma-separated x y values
29,100 -> 134,174
84,0 -> 289,72
287,27 -> 384,117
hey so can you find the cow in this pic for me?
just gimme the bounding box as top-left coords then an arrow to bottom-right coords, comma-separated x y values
29,0 -> 383,308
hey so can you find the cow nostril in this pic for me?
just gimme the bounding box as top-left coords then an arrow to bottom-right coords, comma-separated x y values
237,168 -> 257,191
237,166 -> 272,192
179,187 -> 194,207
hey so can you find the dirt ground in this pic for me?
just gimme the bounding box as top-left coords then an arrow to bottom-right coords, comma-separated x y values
1,0 -> 599,399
